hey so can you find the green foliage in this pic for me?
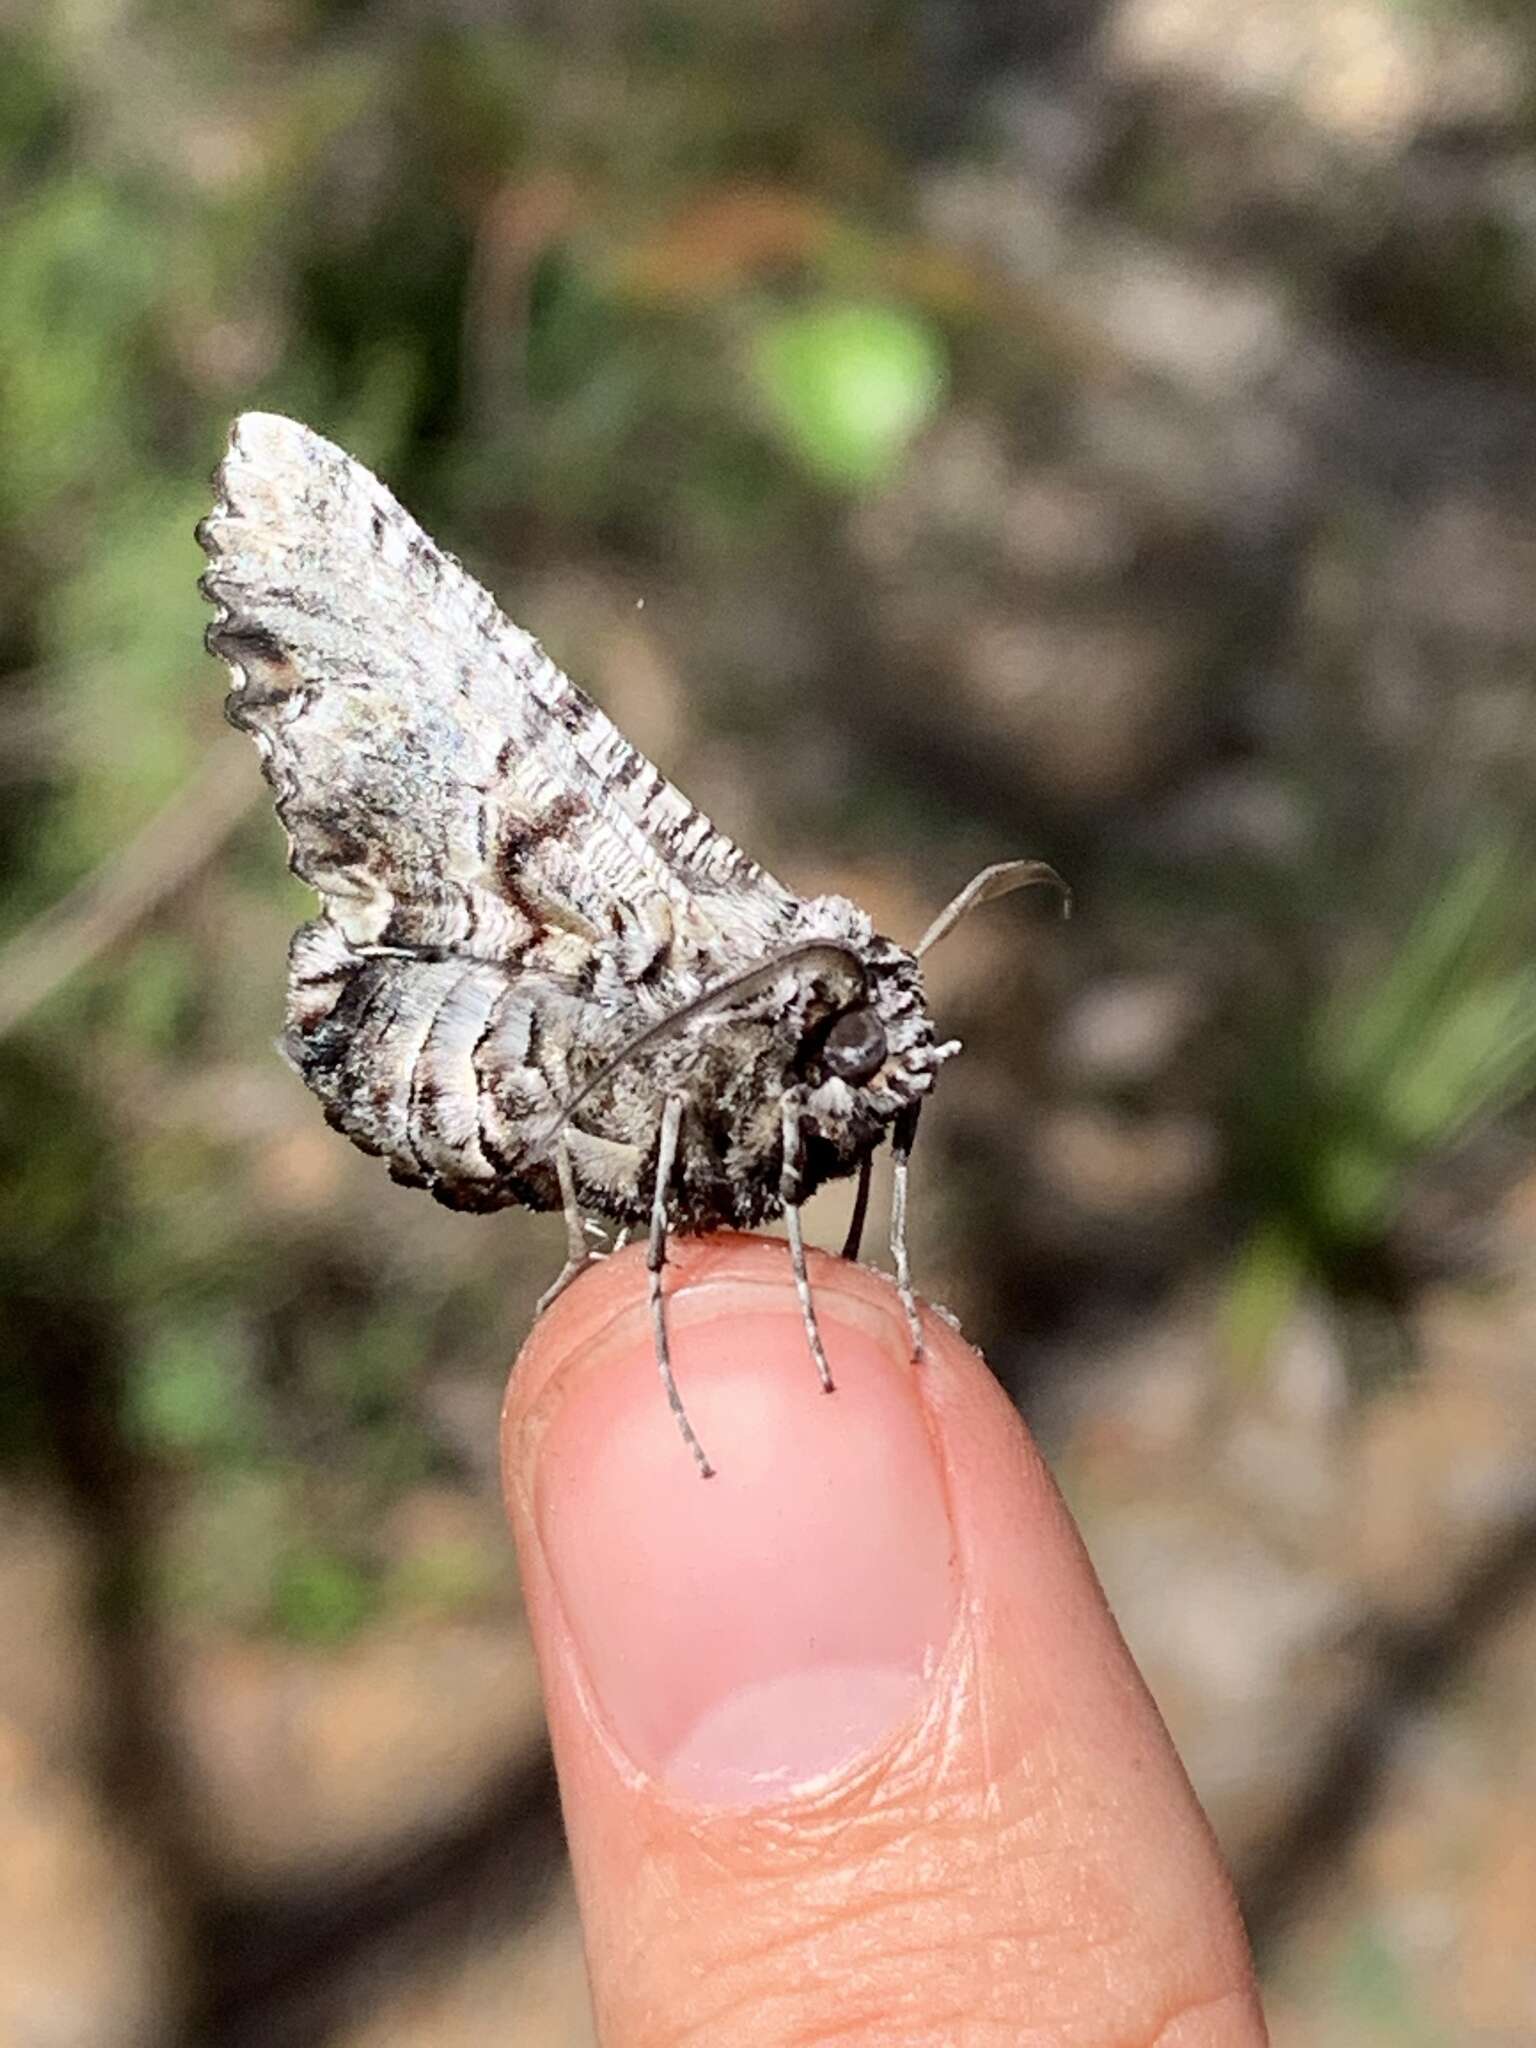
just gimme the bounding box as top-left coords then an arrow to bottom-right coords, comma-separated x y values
750,300 -> 947,490
155,1473 -> 291,1628
272,1545 -> 378,1647
0,28 -> 65,167
125,1321 -> 260,1460
1315,843 -> 1536,1194
387,1538 -> 501,1621
106,932 -> 201,1059
0,175 -> 165,536
1227,837 -> 1536,1365
1330,1921 -> 1449,2046
30,487 -> 212,877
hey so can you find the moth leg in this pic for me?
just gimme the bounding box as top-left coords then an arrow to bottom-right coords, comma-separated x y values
535,1135 -> 596,1316
781,1094 -> 835,1395
648,1094 -> 714,1479
891,1103 -> 924,1359
841,1149 -> 873,1264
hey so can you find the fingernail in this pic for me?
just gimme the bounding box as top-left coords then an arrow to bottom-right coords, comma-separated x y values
530,1281 -> 958,1807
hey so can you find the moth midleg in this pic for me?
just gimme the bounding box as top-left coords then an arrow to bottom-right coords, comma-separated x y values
535,1133 -> 597,1316
646,1094 -> 714,1478
841,1149 -> 873,1263
780,1094 -> 835,1395
891,1102 -> 924,1359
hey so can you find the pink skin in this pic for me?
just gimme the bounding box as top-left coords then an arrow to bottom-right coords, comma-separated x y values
503,1235 -> 1267,2048
532,1268 -> 956,1803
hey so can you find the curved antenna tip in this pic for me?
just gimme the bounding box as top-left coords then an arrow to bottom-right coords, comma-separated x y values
915,858 -> 1072,958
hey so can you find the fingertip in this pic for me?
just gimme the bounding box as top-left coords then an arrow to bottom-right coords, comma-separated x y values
501,1233 -> 1261,2046
504,1234 -> 961,1802
502,1234 -> 814,1496
503,1231 -> 928,1468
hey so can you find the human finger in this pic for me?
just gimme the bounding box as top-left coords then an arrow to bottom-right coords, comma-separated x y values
502,1233 -> 1265,2047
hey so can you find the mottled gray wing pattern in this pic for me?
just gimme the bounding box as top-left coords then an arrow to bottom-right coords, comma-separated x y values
197,413 -> 799,987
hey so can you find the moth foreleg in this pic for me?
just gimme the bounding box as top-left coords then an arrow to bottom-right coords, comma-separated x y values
841,1150 -> 873,1264
891,1102 -> 924,1359
535,1134 -> 598,1316
647,1095 -> 714,1479
780,1094 -> 835,1395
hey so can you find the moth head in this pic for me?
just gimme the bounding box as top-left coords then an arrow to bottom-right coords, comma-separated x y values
787,899 -> 954,1137
792,861 -> 1071,1138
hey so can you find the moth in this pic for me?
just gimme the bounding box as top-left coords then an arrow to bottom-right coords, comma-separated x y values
198,414 -> 1063,1474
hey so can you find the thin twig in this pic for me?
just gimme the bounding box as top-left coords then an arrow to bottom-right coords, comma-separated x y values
0,733 -> 259,1040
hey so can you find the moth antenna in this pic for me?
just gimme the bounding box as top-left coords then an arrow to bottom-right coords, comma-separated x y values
915,859 -> 1071,959
550,939 -> 867,1131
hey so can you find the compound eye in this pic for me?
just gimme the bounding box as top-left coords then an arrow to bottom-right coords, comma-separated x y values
823,1006 -> 888,1084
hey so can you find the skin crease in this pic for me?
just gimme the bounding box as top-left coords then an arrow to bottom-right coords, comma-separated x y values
502,1235 -> 1269,2048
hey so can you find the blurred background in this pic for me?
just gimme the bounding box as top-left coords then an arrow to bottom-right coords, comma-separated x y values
3,1 -> 1536,2042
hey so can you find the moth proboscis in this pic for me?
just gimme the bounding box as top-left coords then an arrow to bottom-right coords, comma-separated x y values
197,413 -> 1067,1475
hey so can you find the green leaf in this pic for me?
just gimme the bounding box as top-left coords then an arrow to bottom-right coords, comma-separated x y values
0,175 -> 163,526
272,1547 -> 376,1646
1229,834 -> 1536,1368
750,300 -> 946,490
127,1324 -> 258,1459
1222,1220 -> 1310,1373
